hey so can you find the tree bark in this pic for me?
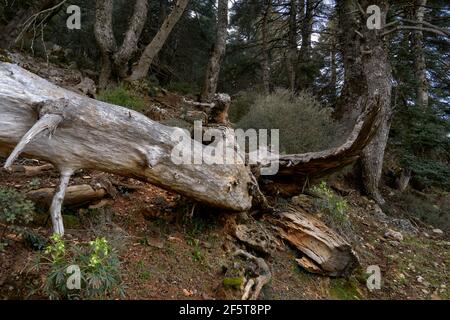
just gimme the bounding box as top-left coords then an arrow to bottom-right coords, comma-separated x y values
335,0 -> 393,205
94,0 -> 117,89
286,0 -> 298,93
261,0 -> 272,94
94,0 -> 149,89
128,0 -> 190,81
411,0 -> 429,108
200,0 -> 229,102
296,0 -> 314,90
112,0 -> 149,78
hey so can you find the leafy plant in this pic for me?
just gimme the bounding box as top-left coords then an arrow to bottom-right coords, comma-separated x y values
97,85 -> 145,111
0,187 -> 35,250
34,234 -> 124,299
311,182 -> 352,237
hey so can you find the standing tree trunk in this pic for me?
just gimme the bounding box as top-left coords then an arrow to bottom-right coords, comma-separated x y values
112,0 -> 149,78
336,0 -> 393,205
261,0 -> 272,94
128,0 -> 190,81
286,0 -> 298,93
201,0 -> 229,102
296,0 -> 314,90
94,0 -> 149,89
411,0 -> 429,108
94,0 -> 117,90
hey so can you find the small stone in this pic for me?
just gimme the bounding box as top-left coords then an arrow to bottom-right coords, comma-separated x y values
373,205 -> 388,221
384,229 -> 403,242
423,232 -> 430,238
417,276 -> 424,283
432,229 -> 444,235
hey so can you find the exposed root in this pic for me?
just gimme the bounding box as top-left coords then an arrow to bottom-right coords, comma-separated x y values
49,168 -> 74,236
234,249 -> 271,300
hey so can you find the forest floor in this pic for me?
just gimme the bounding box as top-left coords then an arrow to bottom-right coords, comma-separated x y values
0,53 -> 449,300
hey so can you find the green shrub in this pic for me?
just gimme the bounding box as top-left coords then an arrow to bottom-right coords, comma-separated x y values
166,81 -> 199,96
311,182 -> 353,238
390,104 -> 450,190
34,234 -> 124,299
236,89 -> 343,154
390,192 -> 450,231
229,90 -> 260,123
0,187 -> 35,250
97,85 -> 145,111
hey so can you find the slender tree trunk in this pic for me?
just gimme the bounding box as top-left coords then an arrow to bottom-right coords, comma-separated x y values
201,0 -> 229,102
112,0 -> 149,78
296,0 -> 314,90
287,0 -> 298,93
159,0 -> 169,26
128,0 -> 190,81
329,32 -> 337,100
261,0 -> 272,94
411,0 -> 429,108
94,0 -> 117,89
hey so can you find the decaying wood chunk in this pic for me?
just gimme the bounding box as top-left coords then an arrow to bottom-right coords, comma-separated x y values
27,185 -> 107,208
234,224 -> 278,256
270,209 -> 359,277
6,163 -> 54,176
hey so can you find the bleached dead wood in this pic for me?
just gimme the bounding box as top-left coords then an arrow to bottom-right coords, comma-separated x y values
0,62 -> 253,235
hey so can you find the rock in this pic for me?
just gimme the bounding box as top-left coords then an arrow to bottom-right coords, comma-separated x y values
384,229 -> 403,242
75,77 -> 97,97
417,276 -> 424,283
432,228 -> 444,235
234,224 -> 277,256
373,204 -> 388,221
391,218 -> 418,234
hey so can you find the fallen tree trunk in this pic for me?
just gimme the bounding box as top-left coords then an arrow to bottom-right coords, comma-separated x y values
0,62 -> 253,235
0,61 -> 381,238
269,209 -> 359,277
27,185 -> 107,208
